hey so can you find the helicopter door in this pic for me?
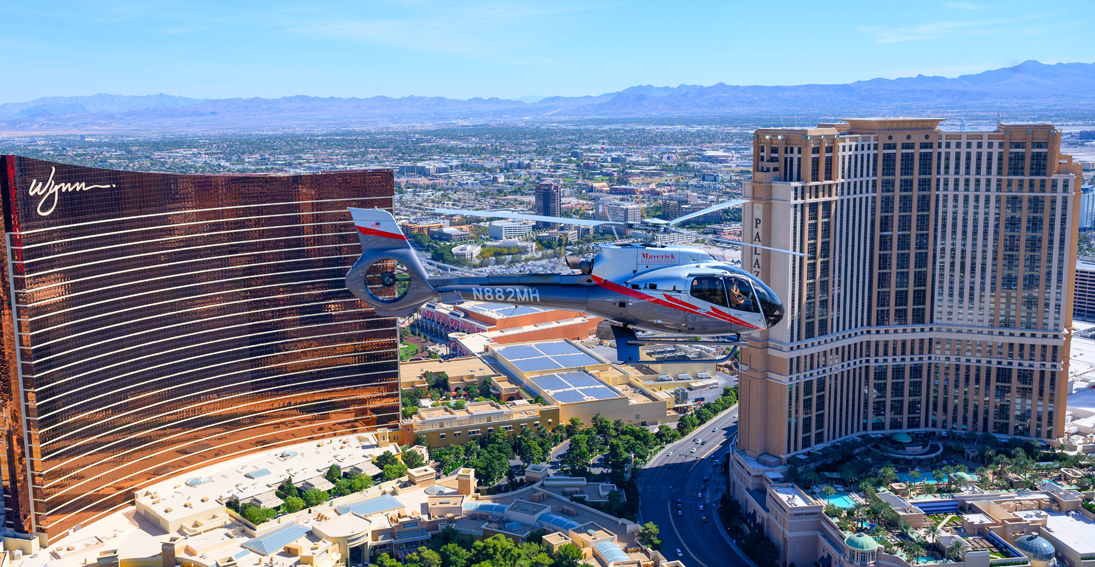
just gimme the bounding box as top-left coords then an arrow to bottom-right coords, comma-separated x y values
688,276 -> 728,333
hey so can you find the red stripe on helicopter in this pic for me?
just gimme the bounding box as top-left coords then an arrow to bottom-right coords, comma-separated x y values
590,276 -> 760,330
356,226 -> 407,240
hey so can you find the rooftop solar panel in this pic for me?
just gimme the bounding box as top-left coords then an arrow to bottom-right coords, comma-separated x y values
534,341 -> 581,356
513,357 -> 564,373
579,386 -> 618,400
560,372 -> 600,388
243,524 -> 310,555
496,345 -> 543,360
532,375 -> 570,391
336,494 -> 404,517
552,353 -> 600,368
551,390 -> 589,404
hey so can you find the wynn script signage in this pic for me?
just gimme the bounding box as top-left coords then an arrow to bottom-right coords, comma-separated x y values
27,167 -> 115,217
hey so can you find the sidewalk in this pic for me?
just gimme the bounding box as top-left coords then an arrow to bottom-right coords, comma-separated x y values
712,503 -> 760,567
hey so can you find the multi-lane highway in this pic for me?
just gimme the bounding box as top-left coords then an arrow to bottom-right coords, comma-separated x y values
637,406 -> 752,567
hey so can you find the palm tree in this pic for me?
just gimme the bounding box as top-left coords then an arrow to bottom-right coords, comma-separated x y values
880,465 -> 898,486
909,470 -> 923,486
932,469 -> 946,486
947,540 -> 965,561
821,484 -> 837,505
931,523 -> 946,545
943,465 -> 957,493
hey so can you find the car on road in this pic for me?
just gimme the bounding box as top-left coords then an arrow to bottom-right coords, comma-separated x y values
667,451 -> 672,456
690,448 -> 696,453
676,498 -> 681,504
702,517 -> 707,523
677,549 -> 683,557
712,428 -> 717,432
699,504 -> 704,511
677,510 -> 682,516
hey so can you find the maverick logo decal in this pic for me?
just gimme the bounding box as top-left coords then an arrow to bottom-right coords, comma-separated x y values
640,252 -> 677,264
28,167 -> 116,217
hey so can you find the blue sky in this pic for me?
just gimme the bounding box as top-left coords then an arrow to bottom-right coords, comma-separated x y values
1,0 -> 1091,103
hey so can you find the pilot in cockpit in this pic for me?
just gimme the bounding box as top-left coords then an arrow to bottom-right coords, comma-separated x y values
727,278 -> 754,312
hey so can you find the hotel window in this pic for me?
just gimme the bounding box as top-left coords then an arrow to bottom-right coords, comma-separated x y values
469,429 -> 480,436
454,431 -> 462,438
439,433 -> 446,439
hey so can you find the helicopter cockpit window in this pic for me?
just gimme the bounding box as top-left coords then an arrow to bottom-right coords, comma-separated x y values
724,275 -> 761,313
690,277 -> 728,308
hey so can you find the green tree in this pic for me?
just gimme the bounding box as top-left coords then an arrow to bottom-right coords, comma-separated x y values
376,451 -> 400,468
283,496 -> 305,514
879,465 -> 897,486
637,521 -> 662,550
241,504 -> 277,525
947,540 -> 965,561
404,449 -> 427,469
821,484 -> 836,505
325,464 -> 341,484
302,488 -> 328,507
384,462 -> 409,481
563,435 -> 592,472
554,543 -> 584,567
405,546 -> 443,567
415,433 -> 428,447
439,542 -> 471,567
349,473 -> 373,492
376,553 -> 402,567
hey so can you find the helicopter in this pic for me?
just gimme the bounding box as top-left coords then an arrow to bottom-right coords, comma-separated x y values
344,200 -> 804,363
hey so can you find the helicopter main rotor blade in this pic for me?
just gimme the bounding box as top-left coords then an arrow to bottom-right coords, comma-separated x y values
435,208 -> 621,228
704,235 -> 811,258
667,199 -> 747,226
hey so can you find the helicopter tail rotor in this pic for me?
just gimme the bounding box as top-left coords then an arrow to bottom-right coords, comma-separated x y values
345,208 -> 437,316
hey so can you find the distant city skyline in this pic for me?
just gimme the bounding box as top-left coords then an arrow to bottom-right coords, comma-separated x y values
1,0 -> 1092,104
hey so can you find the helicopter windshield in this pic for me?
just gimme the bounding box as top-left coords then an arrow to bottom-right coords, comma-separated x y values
723,275 -> 761,313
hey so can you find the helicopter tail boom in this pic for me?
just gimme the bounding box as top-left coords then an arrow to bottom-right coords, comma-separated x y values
345,208 -> 437,317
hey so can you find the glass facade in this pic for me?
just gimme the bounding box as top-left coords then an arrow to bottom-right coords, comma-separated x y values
0,156 -> 399,541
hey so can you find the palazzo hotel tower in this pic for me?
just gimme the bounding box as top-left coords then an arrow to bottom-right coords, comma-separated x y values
734,119 -> 1083,478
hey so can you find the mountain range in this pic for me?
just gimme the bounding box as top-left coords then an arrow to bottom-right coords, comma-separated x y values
2,60 -> 1093,132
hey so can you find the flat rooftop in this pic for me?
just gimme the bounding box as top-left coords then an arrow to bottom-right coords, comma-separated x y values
494,340 -> 605,374
531,371 -> 622,404
1042,510 -> 1095,555
462,302 -> 552,318
134,433 -> 398,526
771,485 -> 815,508
399,357 -> 498,383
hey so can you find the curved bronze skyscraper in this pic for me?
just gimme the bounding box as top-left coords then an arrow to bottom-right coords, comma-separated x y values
0,156 -> 399,542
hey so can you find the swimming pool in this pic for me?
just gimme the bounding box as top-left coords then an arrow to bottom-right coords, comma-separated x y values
897,472 -> 979,484
825,492 -> 856,508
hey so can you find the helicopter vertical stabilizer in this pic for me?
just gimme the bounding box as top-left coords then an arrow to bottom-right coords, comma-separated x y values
345,208 -> 437,316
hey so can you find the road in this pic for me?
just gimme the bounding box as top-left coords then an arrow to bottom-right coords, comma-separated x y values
637,406 -> 750,567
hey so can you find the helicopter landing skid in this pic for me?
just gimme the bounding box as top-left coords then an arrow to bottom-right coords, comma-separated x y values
608,325 -> 741,365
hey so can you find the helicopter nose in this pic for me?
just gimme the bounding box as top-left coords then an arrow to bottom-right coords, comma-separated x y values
765,297 -> 784,328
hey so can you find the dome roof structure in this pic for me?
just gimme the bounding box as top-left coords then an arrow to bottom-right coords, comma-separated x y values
845,533 -> 879,551
1014,534 -> 1055,561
